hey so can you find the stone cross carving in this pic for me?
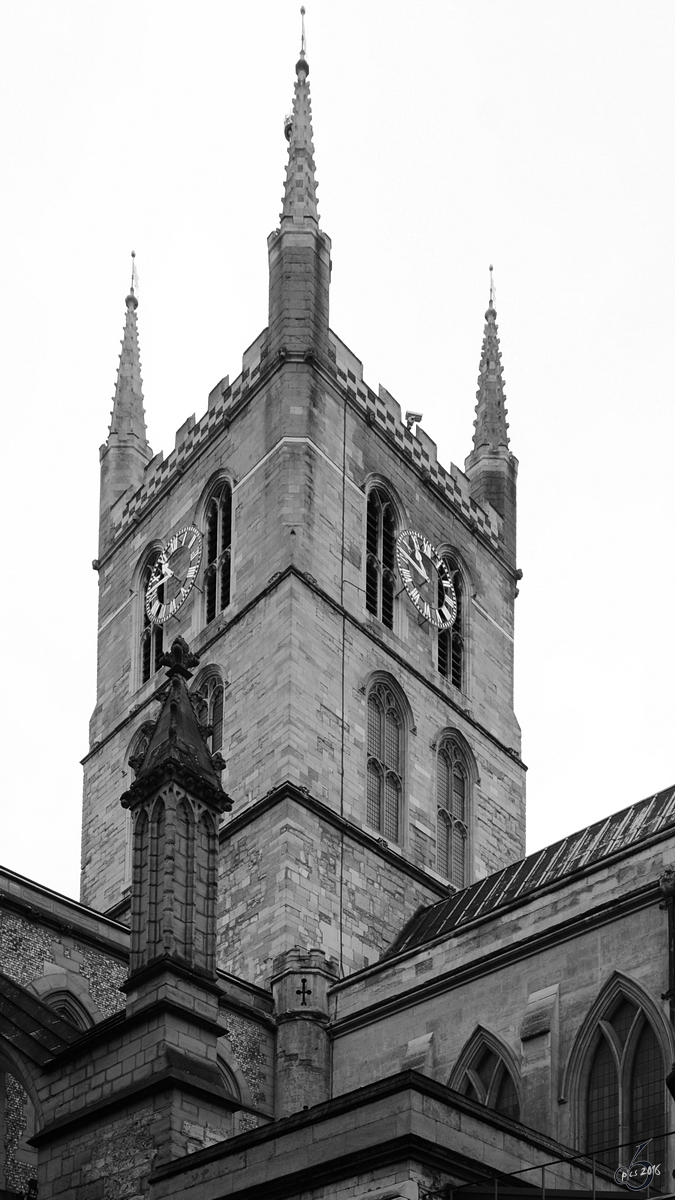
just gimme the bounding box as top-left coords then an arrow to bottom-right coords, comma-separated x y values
296,977 -> 312,1006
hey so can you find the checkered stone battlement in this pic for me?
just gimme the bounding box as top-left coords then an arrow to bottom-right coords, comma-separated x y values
110,326 -> 500,552
331,332 -> 501,550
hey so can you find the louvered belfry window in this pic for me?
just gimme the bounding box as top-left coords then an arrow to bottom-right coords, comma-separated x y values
437,740 -> 469,887
365,489 -> 396,629
586,997 -> 665,1179
205,482 -> 232,623
141,558 -> 164,683
367,682 -> 403,843
438,557 -> 464,689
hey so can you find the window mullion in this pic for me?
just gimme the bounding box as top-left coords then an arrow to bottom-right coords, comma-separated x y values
466,1067 -> 487,1105
620,1009 -> 646,1146
377,504 -> 384,619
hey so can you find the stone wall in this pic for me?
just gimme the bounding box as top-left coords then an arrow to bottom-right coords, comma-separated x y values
0,871 -> 128,1024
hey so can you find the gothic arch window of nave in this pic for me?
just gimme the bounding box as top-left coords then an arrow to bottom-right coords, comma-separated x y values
365,485 -> 397,630
366,676 -> 411,845
449,1027 -> 520,1121
569,980 -> 669,1177
437,552 -> 466,691
204,479 -> 232,624
436,732 -> 473,888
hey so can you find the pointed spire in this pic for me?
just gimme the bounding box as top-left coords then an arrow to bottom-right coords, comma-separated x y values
280,7 -> 319,226
465,268 -> 518,565
107,252 -> 151,452
123,637 -> 230,808
471,266 -> 510,454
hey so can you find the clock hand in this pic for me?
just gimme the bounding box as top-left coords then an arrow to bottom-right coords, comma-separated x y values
147,567 -> 175,599
411,541 -> 430,581
399,547 -> 429,583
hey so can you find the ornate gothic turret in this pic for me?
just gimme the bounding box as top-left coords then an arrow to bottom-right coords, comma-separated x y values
121,636 -> 231,980
464,270 -> 518,565
266,12 -> 332,364
116,637 -> 236,1166
98,255 -> 152,553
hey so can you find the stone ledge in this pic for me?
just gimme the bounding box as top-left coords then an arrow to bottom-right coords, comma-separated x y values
148,1069 -> 605,1196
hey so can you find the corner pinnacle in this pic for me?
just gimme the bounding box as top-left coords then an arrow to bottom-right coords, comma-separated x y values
107,255 -> 150,451
281,7 -> 319,225
470,266 -> 509,455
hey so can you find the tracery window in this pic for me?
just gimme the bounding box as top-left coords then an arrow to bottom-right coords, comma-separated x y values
585,997 -> 665,1176
437,738 -> 469,887
194,673 -> 225,753
438,556 -> 464,689
367,681 -> 404,843
205,482 -> 232,623
366,488 -> 396,630
140,556 -> 163,683
458,1042 -> 520,1121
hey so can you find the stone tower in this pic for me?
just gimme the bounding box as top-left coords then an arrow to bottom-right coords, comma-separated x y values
82,37 -> 524,986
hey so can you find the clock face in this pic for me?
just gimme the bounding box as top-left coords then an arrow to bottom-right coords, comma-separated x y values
145,526 -> 203,626
395,529 -> 457,630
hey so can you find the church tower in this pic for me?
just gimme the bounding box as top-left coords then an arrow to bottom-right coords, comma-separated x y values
82,29 -> 524,985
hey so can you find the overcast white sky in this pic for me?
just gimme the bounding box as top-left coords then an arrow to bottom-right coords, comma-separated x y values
0,1 -> 673,901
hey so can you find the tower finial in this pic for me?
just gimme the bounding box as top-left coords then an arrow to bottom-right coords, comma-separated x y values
489,263 -> 496,312
129,250 -> 138,298
300,6 -> 306,59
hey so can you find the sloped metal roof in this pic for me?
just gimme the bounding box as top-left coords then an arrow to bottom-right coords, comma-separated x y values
0,969 -> 83,1065
384,785 -> 675,960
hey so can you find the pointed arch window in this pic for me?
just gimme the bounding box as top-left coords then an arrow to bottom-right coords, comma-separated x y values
456,1041 -> 520,1121
585,997 -> 665,1176
438,556 -> 464,690
367,681 -> 404,843
44,992 -> 93,1031
205,482 -> 232,623
366,488 -> 396,630
193,673 -> 225,753
437,737 -> 469,887
141,556 -> 164,683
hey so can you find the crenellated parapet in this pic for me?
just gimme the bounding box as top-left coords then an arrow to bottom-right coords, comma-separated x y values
107,326 -> 501,554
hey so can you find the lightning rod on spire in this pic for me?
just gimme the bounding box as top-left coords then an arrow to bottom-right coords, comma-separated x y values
130,250 -> 139,297
300,6 -> 306,58
489,263 -> 496,309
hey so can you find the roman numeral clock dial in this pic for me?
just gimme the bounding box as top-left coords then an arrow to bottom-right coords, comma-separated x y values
395,529 -> 457,630
145,525 -> 204,625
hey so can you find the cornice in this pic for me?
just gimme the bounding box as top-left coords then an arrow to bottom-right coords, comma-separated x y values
329,879 -> 663,1036
31,1062 -> 242,1146
0,882 -> 129,960
219,781 -> 450,900
149,1068 -> 602,1190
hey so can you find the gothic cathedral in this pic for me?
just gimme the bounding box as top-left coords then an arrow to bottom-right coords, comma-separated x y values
1,30 -> 674,1200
